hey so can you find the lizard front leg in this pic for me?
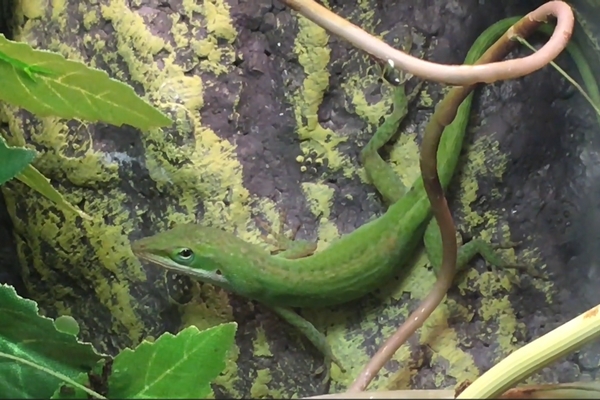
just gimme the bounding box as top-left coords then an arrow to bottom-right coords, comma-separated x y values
257,211 -> 318,258
257,214 -> 342,382
270,305 -> 344,386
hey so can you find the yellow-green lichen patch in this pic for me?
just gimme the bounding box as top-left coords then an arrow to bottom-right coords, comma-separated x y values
418,89 -> 433,108
31,118 -> 121,186
456,138 -> 505,227
182,0 -> 237,40
357,0 -> 375,16
520,245 -> 553,301
187,0 -> 238,78
342,71 -> 393,179
214,341 -> 242,395
300,182 -> 339,249
477,295 -> 525,361
455,270 -> 522,358
181,0 -> 237,75
456,135 -> 509,234
291,15 -> 350,173
387,129 -> 421,185
253,326 -> 274,358
80,6 -> 100,30
250,369 -> 273,398
19,0 -> 45,20
345,74 -> 393,127
50,0 -> 67,23
384,250 -> 431,302
427,320 -> 479,387
337,9 -> 388,124
100,2 -> 169,87
181,284 -> 234,332
4,182 -> 148,350
420,296 -> 478,387
384,345 -> 422,390
327,314 -> 376,383
142,74 -> 261,244
248,197 -> 295,248
304,289 -> 402,385
169,15 -> 194,65
369,345 -> 416,390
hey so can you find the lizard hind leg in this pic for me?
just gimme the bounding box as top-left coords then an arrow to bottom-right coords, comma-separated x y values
360,82 -> 423,205
424,219 -> 547,279
472,239 -> 549,280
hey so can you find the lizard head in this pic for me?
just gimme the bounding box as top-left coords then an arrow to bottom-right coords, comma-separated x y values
131,224 -> 245,289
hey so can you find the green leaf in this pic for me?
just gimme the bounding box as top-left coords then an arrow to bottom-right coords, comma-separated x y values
53,323 -> 237,399
0,35 -> 172,130
16,164 -> 91,220
0,137 -> 36,186
0,137 -> 90,220
0,284 -> 104,399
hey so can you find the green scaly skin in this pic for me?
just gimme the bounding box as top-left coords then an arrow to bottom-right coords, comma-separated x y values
130,17 -> 568,382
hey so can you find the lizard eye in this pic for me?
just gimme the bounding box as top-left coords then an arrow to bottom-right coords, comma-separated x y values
175,248 -> 195,264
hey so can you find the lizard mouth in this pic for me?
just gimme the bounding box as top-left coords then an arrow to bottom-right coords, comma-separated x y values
134,252 -> 229,287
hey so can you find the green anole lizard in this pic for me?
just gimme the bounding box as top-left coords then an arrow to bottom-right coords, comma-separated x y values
131,20 -> 521,383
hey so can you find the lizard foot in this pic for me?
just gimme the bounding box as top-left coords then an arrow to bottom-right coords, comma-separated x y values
255,209 -> 318,258
257,209 -> 317,260
313,355 -> 345,387
489,241 -> 549,280
313,360 -> 331,388
499,263 -> 550,280
255,209 -> 290,251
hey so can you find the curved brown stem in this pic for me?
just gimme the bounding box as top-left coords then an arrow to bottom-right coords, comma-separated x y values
346,5 -> 574,393
280,0 -> 573,85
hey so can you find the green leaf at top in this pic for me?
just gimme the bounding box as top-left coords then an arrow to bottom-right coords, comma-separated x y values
0,35 -> 172,130
0,137 -> 36,185
53,323 -> 238,399
0,284 -> 104,399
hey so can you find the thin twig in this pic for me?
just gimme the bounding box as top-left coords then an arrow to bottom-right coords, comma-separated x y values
280,0 -> 574,85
